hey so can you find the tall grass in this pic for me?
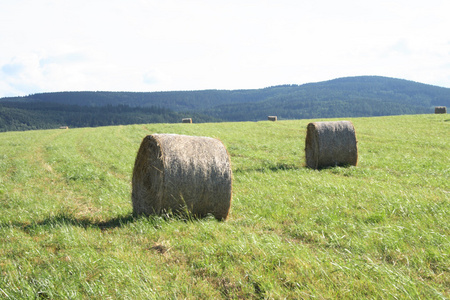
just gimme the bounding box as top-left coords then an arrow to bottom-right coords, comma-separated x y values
0,114 -> 448,299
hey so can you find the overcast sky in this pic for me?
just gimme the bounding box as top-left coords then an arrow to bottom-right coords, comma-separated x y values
1,0 -> 449,97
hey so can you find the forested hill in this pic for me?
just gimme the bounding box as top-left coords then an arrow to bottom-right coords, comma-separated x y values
1,76 -> 449,131
204,76 -> 450,121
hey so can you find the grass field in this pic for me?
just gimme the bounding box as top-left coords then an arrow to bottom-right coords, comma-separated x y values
0,114 -> 448,299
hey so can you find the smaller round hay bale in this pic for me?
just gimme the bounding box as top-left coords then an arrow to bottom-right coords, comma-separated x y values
435,106 -> 447,114
268,116 -> 277,121
305,121 -> 358,169
182,118 -> 192,123
132,134 -> 232,220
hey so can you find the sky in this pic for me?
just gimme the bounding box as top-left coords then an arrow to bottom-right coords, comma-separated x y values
1,0 -> 450,98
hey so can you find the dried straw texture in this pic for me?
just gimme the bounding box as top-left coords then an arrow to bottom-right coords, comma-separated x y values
305,121 -> 358,169
435,106 -> 447,114
182,118 -> 193,123
132,134 -> 232,220
268,116 -> 277,121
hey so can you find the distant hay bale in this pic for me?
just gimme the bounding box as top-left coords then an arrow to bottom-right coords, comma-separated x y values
435,106 -> 447,114
305,121 -> 358,169
132,134 -> 232,220
182,118 -> 192,123
268,116 -> 277,121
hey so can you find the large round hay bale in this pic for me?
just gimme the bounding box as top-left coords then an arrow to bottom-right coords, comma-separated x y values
435,106 -> 447,114
132,134 -> 232,220
305,121 -> 358,169
182,118 -> 192,123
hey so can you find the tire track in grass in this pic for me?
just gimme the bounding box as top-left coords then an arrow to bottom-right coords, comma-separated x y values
37,129 -> 105,220
5,129 -> 68,187
31,129 -> 87,215
34,128 -> 111,220
74,127 -> 133,179
69,127 -> 136,218
1,129 -> 76,221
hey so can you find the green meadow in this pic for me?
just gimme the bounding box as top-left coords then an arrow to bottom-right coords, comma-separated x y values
0,114 -> 448,299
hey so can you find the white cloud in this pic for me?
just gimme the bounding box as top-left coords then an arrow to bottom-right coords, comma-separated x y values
1,0 -> 450,97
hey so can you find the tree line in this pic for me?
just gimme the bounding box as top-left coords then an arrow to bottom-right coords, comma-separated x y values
1,76 -> 448,131
0,102 -> 218,132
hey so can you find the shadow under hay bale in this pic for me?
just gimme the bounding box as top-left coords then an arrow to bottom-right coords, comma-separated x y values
268,116 -> 277,121
305,121 -> 358,169
435,106 -> 447,114
182,118 -> 192,123
132,134 -> 232,220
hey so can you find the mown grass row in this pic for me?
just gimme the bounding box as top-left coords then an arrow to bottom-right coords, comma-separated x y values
0,114 -> 448,299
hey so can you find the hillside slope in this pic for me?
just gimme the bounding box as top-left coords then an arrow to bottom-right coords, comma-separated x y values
203,76 -> 450,120
1,76 -> 449,130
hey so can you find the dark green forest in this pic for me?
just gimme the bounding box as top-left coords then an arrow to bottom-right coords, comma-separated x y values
0,102 -> 217,132
1,76 -> 448,132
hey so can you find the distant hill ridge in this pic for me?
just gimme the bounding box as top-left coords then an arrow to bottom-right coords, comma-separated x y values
1,76 -> 449,131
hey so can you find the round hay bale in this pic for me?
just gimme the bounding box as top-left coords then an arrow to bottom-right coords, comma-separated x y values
305,121 -> 358,169
268,116 -> 277,121
182,118 -> 192,123
132,134 -> 232,220
435,106 -> 447,114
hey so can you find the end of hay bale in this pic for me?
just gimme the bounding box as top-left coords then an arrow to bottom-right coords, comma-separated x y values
435,106 -> 447,114
268,116 -> 277,121
132,134 -> 232,220
305,121 -> 358,169
182,118 -> 193,123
